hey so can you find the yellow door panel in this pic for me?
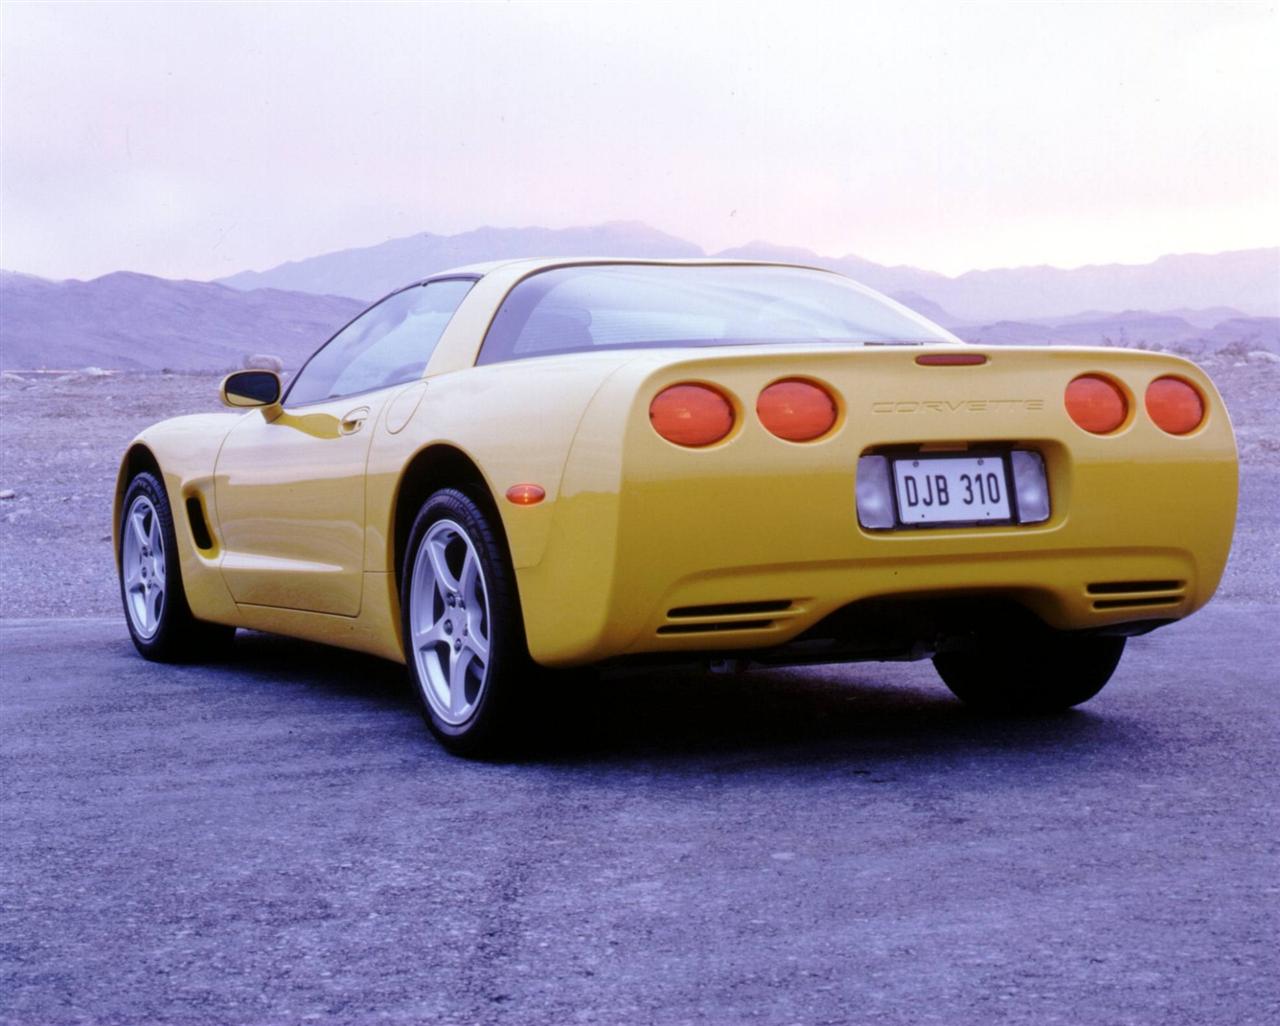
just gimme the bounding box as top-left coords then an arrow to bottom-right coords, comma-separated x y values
214,399 -> 385,615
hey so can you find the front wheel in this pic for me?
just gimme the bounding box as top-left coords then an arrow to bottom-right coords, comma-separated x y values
933,632 -> 1126,712
401,488 -> 529,755
119,472 -> 234,661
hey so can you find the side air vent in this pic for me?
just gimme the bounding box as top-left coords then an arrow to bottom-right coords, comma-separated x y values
668,600 -> 794,618
657,599 -> 799,637
1093,597 -> 1183,611
1086,580 -> 1185,611
1086,580 -> 1183,595
657,620 -> 776,636
186,496 -> 215,551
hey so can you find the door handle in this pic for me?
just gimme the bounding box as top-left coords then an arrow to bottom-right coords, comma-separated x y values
340,407 -> 370,434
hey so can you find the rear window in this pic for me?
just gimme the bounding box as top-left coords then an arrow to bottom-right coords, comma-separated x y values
476,264 -> 956,365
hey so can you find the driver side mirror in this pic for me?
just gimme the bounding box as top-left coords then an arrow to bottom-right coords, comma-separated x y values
220,370 -> 282,409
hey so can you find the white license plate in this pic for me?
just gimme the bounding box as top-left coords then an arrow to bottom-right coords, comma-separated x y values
892,455 -> 1012,525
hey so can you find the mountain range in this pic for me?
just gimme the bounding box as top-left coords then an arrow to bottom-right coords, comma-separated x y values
2,222 -> 1276,372
218,221 -> 1279,322
219,222 -> 704,302
0,271 -> 362,372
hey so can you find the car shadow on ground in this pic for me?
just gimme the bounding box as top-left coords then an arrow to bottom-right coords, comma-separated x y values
217,629 -> 412,708
215,629 -> 1147,772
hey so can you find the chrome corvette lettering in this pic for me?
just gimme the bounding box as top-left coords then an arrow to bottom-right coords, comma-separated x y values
871,399 -> 1046,413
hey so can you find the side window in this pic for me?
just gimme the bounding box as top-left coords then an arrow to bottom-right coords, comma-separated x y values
287,278 -> 474,406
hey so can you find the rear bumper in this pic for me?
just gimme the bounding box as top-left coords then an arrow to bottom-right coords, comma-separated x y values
519,527 -> 1231,668
625,547 -> 1205,650
513,346 -> 1238,667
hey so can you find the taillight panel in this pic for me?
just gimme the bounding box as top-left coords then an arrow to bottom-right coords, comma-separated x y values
1065,374 -> 1129,435
756,378 -> 839,442
1145,377 -> 1205,435
649,383 -> 736,447
652,368 -> 1211,452
1064,372 -> 1210,437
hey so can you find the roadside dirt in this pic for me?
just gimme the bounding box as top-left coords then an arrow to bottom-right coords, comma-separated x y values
1,359 -> 1276,620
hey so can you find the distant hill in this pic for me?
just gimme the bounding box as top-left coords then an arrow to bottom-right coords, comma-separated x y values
719,242 -> 952,302
888,291 -> 961,328
939,311 -> 1279,355
1049,306 -> 1246,329
219,221 -> 702,301
0,271 -> 363,371
6,225 -> 1278,372
215,223 -> 1280,322
718,242 -> 1280,322
935,250 -> 1279,322
5,268 -> 1274,373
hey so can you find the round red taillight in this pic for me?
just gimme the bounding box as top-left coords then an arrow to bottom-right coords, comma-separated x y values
1065,375 -> 1128,434
1145,377 -> 1204,435
756,379 -> 839,441
649,383 -> 735,447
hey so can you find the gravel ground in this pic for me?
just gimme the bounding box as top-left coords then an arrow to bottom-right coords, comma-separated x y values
1,357 -> 1276,619
2,606 -> 1277,1025
2,360 -> 1276,1025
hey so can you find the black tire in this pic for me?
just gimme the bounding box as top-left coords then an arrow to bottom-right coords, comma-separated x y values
400,487 -> 530,756
933,631 -> 1126,712
118,471 -> 235,661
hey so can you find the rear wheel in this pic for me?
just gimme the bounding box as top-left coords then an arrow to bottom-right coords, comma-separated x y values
401,488 -> 528,755
119,472 -> 234,661
933,632 -> 1126,712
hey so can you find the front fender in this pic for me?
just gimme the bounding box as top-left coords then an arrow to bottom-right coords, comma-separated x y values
114,412 -> 243,625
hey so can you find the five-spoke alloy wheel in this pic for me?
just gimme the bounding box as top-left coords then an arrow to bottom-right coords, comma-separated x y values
118,471 -> 234,660
409,519 -> 492,726
401,488 -> 527,754
121,494 -> 167,639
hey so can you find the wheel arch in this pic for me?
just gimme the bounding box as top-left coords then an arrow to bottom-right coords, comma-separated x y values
113,443 -> 163,570
390,444 -> 513,595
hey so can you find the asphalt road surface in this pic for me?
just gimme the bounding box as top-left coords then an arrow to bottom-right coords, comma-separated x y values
2,606 -> 1277,1026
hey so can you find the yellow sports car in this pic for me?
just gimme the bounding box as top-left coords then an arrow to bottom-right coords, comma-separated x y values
115,259 -> 1237,753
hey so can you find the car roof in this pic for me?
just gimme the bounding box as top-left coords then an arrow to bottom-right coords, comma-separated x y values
426,256 -> 836,281
418,256 -> 961,376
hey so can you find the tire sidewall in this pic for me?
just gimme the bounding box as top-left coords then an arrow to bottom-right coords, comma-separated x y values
934,633 -> 1126,712
119,471 -> 186,657
400,487 -> 525,752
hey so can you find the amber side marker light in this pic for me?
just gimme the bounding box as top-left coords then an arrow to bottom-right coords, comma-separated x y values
649,383 -> 735,447
1065,374 -> 1128,434
757,379 -> 838,441
505,483 -> 546,505
1145,377 -> 1204,435
916,353 -> 988,366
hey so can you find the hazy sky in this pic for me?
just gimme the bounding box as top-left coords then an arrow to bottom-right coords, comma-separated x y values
1,0 -> 1277,281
